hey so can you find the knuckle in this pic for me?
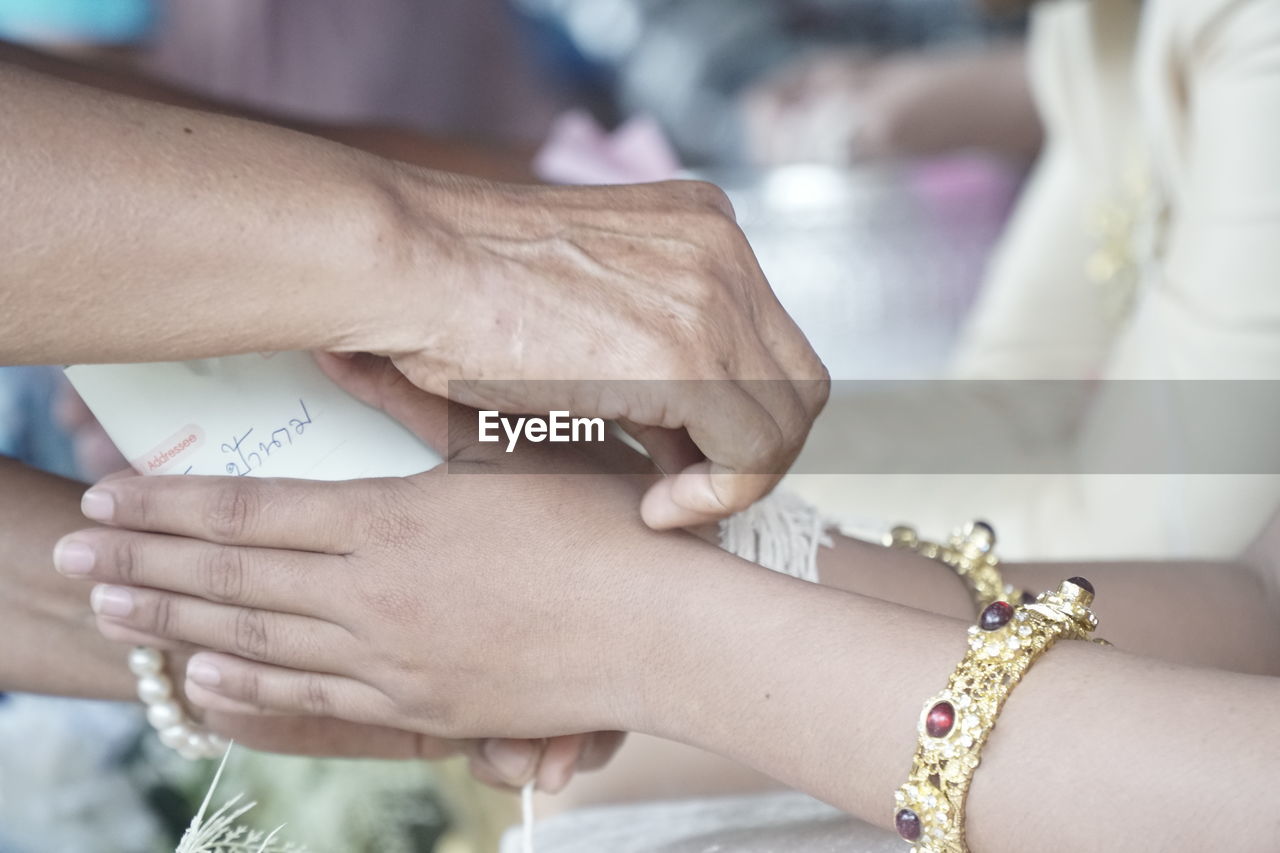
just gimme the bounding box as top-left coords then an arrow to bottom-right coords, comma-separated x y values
233,608 -> 270,660
414,697 -> 464,739
112,536 -> 147,586
377,673 -> 460,736
686,209 -> 742,257
685,266 -> 729,304
361,493 -> 418,551
810,368 -> 832,414
815,364 -> 832,398
205,482 -> 259,542
677,275 -> 739,339
110,483 -> 151,529
149,593 -> 178,638
683,180 -> 734,217
237,667 -> 262,706
296,674 -> 333,716
744,418 -> 786,464
197,547 -> 248,604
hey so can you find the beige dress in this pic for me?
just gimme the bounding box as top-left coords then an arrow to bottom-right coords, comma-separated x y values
794,0 -> 1280,561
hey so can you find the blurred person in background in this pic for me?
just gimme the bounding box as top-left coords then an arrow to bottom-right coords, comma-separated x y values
519,0 -> 1030,165
533,0 -> 1280,562
803,0 -> 1280,560
740,40 -> 1040,165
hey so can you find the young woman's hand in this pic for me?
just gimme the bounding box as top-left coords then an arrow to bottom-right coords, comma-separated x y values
54,356 -> 708,748
59,443 -> 693,739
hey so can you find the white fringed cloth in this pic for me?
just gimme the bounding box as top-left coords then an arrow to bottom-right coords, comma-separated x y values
718,491 -> 836,584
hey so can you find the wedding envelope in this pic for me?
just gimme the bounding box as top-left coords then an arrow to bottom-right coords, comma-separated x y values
65,352 -> 440,481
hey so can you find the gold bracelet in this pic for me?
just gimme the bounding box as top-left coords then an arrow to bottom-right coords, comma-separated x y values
885,521 -> 1031,614
893,577 -> 1102,852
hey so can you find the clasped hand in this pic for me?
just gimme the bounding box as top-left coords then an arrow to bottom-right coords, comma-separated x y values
55,355 -> 722,790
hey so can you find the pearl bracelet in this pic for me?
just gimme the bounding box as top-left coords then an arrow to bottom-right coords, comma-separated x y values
129,646 -> 227,760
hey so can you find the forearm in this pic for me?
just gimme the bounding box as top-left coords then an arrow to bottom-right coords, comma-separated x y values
634,551 -> 1278,851
0,40 -> 535,181
816,534 -> 1280,675
0,459 -> 133,699
0,59 -> 450,365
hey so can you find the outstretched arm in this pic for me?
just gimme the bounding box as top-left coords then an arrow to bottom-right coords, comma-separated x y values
0,57 -> 429,367
62,465 -> 1280,852
1,57 -> 827,526
817,532 -> 1280,676
0,39 -> 536,180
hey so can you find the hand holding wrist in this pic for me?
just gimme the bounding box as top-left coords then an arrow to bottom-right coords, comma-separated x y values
358,173 -> 830,528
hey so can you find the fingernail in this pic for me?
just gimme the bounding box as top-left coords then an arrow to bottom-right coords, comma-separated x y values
685,472 -> 728,514
81,489 -> 115,523
641,481 -> 717,530
90,585 -> 134,617
53,538 -> 96,575
481,738 -> 536,785
187,657 -> 222,688
539,762 -> 573,795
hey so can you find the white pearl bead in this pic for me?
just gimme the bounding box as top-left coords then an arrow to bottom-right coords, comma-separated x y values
128,647 -> 164,677
159,724 -> 190,750
137,673 -> 173,705
207,734 -> 229,754
184,732 -> 214,760
176,742 -> 203,761
146,700 -> 184,731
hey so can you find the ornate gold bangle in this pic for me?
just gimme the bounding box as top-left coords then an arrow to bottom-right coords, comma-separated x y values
893,577 -> 1103,852
885,521 -> 1031,614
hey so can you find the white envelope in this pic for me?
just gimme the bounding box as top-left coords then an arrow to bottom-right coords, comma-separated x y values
65,352 -> 440,481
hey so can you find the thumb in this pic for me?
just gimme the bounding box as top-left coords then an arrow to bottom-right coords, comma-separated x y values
314,352 -> 459,455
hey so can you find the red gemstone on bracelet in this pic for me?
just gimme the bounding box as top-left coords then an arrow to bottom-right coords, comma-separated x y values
895,808 -> 922,841
979,600 -> 1014,631
925,701 -> 956,738
1067,576 -> 1095,595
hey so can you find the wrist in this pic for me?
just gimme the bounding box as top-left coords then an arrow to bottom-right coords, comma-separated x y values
608,540 -> 786,737
343,163 -> 486,366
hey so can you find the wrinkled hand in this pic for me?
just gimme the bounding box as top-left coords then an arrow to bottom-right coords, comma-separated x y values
387,174 -> 828,528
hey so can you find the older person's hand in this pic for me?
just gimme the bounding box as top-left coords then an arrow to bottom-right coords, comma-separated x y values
387,175 -> 828,529
4,58 -> 826,529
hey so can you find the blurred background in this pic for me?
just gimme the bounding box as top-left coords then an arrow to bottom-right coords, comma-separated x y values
0,0 -> 1039,850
